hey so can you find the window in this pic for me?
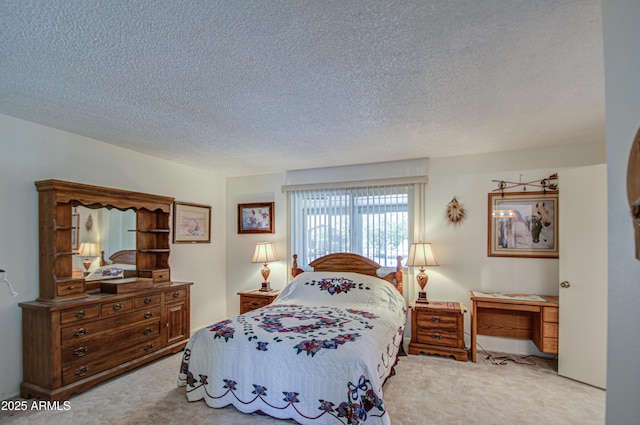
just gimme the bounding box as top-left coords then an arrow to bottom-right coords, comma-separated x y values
289,184 -> 414,269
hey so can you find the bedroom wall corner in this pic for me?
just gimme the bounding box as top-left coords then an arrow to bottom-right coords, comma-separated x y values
420,142 -> 605,355
0,114 -> 227,400
225,172 -> 288,317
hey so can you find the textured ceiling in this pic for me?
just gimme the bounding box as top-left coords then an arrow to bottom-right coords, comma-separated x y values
0,1 -> 604,177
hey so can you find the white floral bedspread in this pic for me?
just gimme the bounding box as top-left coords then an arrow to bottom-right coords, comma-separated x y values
178,271 -> 407,424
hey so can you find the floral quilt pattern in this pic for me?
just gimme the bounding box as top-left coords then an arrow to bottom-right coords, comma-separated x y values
178,272 -> 407,425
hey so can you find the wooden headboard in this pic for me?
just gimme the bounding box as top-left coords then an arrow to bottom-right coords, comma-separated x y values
291,253 -> 403,294
100,249 -> 137,266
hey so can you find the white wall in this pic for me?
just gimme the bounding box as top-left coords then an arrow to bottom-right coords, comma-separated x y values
602,1 -> 640,423
225,173 -> 288,316
0,114 -> 227,399
426,143 -> 604,353
226,142 -> 605,354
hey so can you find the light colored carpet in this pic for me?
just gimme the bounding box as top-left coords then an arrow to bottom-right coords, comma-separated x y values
1,349 -> 604,425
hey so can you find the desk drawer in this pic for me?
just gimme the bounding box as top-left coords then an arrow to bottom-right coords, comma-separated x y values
543,307 -> 558,323
101,299 -> 133,316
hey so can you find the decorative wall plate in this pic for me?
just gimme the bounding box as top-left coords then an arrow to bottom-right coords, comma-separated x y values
446,197 -> 466,225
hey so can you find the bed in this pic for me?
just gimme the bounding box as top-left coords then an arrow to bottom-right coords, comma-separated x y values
178,253 -> 407,425
84,249 -> 137,291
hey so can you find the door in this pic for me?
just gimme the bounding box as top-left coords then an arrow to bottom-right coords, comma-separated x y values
558,164 -> 607,389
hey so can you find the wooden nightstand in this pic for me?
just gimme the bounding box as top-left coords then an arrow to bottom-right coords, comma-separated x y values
408,301 -> 468,361
238,289 -> 281,314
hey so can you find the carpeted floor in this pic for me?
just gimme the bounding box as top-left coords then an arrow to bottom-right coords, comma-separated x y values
1,349 -> 604,425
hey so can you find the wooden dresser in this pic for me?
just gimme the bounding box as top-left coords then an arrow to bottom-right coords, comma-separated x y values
20,180 -> 192,401
408,301 -> 468,361
20,282 -> 191,401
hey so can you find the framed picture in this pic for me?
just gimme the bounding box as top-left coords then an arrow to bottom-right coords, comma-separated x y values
173,202 -> 211,243
71,212 -> 80,251
488,191 -> 559,258
238,202 -> 274,234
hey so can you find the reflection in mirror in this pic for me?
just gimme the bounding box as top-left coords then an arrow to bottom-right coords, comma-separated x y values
73,206 -> 136,274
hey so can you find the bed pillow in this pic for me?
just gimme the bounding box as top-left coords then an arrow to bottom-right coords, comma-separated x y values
85,264 -> 133,280
276,271 -> 406,313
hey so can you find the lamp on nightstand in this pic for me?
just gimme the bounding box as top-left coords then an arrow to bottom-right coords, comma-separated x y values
78,242 -> 100,276
406,242 -> 439,303
251,242 -> 278,292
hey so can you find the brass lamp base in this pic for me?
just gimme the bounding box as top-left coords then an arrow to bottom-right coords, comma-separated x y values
415,267 -> 429,303
416,290 -> 429,303
260,281 -> 272,292
260,263 -> 271,291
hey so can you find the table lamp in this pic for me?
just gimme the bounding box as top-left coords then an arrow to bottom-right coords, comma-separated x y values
251,242 -> 278,291
406,242 -> 439,303
78,242 -> 100,276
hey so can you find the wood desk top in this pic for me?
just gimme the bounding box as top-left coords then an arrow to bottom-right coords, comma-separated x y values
469,291 -> 558,307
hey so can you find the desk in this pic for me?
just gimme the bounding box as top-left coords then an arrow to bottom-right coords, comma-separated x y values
469,291 -> 559,362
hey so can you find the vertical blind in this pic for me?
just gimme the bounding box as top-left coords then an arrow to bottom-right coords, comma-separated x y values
289,184 -> 413,270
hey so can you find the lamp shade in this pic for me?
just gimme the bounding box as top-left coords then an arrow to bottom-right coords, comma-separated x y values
78,242 -> 100,257
406,242 -> 439,267
251,242 -> 278,263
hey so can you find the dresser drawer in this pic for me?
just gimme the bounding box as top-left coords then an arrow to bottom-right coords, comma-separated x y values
415,328 -> 459,347
134,294 -> 161,309
60,305 -> 100,324
415,311 -> 459,330
61,307 -> 162,340
56,280 -> 85,297
61,336 -> 162,386
100,299 -> 133,316
61,320 -> 161,365
165,289 -> 186,302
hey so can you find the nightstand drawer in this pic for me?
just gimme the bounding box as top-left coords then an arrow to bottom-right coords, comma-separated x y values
238,289 -> 280,314
415,311 -> 459,330
241,296 -> 271,311
416,328 -> 459,347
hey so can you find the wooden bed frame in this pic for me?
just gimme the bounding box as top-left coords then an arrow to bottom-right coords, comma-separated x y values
291,252 -> 403,294
99,249 -> 136,267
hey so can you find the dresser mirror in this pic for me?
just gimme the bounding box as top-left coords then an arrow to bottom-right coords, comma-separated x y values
35,179 -> 174,302
73,205 -> 136,281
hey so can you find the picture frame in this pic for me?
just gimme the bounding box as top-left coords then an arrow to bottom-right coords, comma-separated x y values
173,202 -> 211,243
488,191 -> 559,258
237,202 -> 274,234
71,212 -> 80,251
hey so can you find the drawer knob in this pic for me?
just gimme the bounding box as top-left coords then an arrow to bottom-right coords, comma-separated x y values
173,292 -> 180,298
431,316 -> 441,323
144,343 -> 154,351
74,346 -> 89,357
75,366 -> 89,377
69,285 -> 75,290
432,333 -> 442,340
251,301 -> 259,306
113,303 -> 122,311
144,312 -> 153,319
74,328 -> 88,337
75,310 -> 85,318
144,297 -> 152,304
143,327 -> 152,335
